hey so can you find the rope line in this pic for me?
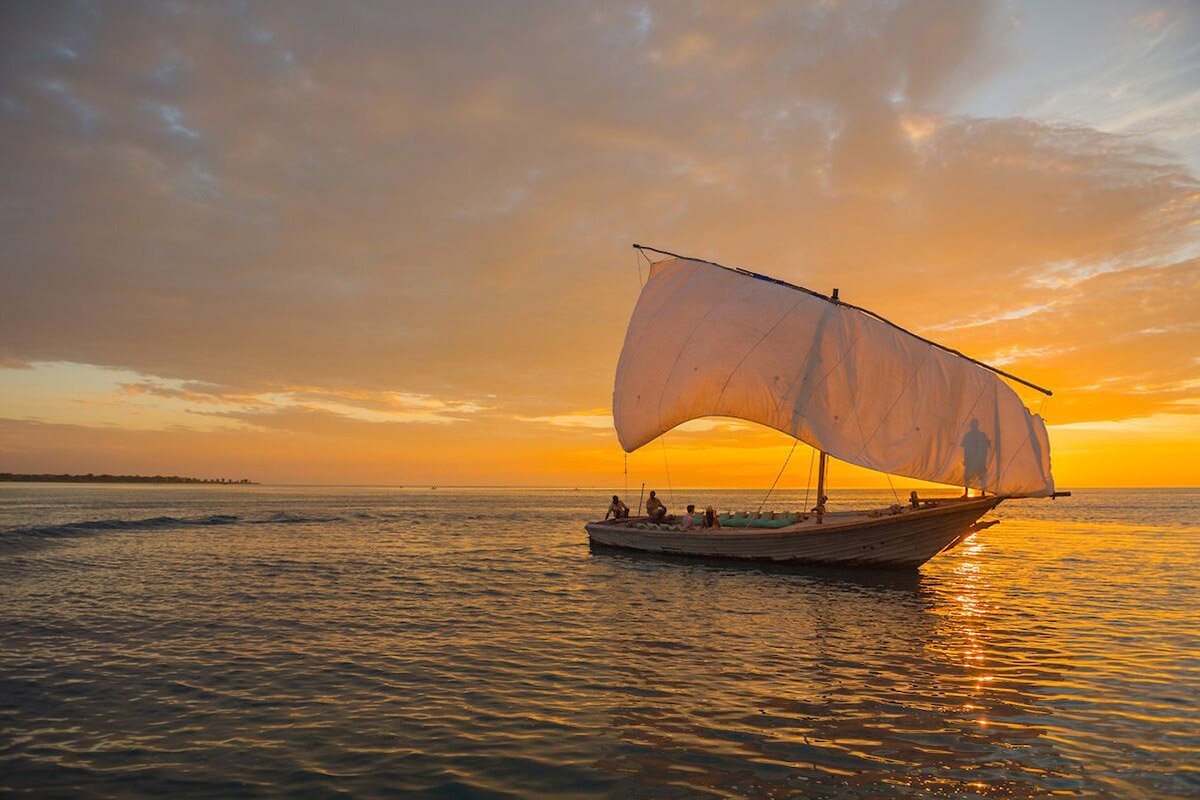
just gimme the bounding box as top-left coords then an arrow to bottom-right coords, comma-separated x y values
660,434 -> 674,505
803,446 -> 816,511
758,439 -> 799,516
613,256 -> 694,415
997,392 -> 1054,492
771,321 -> 865,424
713,297 -> 804,411
631,244 -> 1052,396
635,247 -> 656,288
824,455 -> 832,503
853,347 -> 930,462
884,471 -> 900,505
839,357 -> 901,505
655,278 -> 758,433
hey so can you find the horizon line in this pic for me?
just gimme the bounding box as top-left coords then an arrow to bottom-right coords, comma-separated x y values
6,481 -> 1196,490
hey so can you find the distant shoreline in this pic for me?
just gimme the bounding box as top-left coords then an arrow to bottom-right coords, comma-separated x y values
0,473 -> 258,485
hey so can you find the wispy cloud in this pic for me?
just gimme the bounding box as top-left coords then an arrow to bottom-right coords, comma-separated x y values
517,412 -> 614,430
0,1 -> 1198,484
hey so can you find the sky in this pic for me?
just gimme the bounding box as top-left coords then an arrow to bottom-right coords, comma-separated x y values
1,0 -> 1198,488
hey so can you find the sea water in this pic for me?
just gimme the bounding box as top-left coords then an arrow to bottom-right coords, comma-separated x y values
1,485 -> 1197,798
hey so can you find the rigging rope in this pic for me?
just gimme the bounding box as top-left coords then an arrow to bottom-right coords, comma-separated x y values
624,452 -> 628,499
758,438 -> 799,515
802,446 -> 816,511
997,392 -> 1054,493
830,298 -> 901,507
660,434 -> 674,505
883,471 -> 900,505
635,248 -> 652,288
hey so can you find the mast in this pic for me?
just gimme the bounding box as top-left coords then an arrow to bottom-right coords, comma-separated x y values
812,286 -> 837,523
811,284 -> 840,522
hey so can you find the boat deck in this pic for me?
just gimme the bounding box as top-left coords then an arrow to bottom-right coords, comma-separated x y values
585,496 -> 1003,568
592,496 -> 990,535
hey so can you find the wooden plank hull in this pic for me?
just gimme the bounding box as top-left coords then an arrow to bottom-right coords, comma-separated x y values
585,496 -> 1002,569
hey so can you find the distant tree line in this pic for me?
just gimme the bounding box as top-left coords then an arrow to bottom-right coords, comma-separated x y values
0,473 -> 257,484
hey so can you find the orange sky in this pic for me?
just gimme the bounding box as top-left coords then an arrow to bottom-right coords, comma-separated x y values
1,1 -> 1198,487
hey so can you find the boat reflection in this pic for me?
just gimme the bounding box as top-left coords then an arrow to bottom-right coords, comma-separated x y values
588,541 -> 927,591
586,535 -> 1081,797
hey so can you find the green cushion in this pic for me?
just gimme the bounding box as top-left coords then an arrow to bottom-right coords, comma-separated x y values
707,512 -> 798,529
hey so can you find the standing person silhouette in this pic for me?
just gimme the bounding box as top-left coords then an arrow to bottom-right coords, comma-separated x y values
961,419 -> 991,497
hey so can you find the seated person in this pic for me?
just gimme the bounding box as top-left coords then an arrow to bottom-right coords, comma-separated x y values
703,505 -> 722,529
605,495 -> 629,520
645,490 -> 667,521
677,504 -> 696,530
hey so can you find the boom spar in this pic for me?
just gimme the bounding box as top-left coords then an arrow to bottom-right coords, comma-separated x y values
631,243 -> 1053,397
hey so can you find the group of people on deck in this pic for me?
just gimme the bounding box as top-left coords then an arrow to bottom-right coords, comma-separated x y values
604,491 -> 721,529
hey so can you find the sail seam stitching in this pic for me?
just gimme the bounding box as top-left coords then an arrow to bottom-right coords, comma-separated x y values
618,259 -> 699,388
655,275 -> 758,433
997,419 -> 1042,493
853,346 -> 932,462
775,323 -> 865,433
712,297 -> 806,412
632,245 -> 1052,396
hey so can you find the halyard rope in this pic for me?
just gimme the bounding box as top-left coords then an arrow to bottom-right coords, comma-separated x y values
758,438 -> 799,516
660,434 -> 674,505
803,446 -> 816,511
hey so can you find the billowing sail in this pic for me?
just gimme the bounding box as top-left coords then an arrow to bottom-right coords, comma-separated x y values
613,256 -> 1055,497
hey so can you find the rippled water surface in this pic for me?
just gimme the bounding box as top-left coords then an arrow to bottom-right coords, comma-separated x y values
1,486 -> 1197,798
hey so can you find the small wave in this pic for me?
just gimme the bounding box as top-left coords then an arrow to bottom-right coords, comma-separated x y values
4,514 -> 241,537
255,512 -> 345,524
0,510 -> 362,552
1,510 -> 353,544
0,514 -> 242,550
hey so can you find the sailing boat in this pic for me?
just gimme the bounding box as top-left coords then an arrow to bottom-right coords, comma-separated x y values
585,245 -> 1069,569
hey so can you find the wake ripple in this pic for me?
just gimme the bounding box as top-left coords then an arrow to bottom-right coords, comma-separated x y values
0,512 -> 350,551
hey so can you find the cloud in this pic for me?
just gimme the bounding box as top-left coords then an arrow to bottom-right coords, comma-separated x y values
118,377 -> 489,427
1,1 -> 1198,484
518,412 -> 614,430
1,363 -> 487,435
1131,11 -> 1166,31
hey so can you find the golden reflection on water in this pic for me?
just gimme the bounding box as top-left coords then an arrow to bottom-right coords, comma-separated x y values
2,487 -> 1198,797
953,535 -> 994,727
589,540 -> 1084,798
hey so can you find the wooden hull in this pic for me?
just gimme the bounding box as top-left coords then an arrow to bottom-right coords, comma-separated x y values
585,496 -> 1002,569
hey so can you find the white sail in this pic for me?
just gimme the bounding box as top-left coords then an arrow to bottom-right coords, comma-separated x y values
613,256 -> 1055,497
